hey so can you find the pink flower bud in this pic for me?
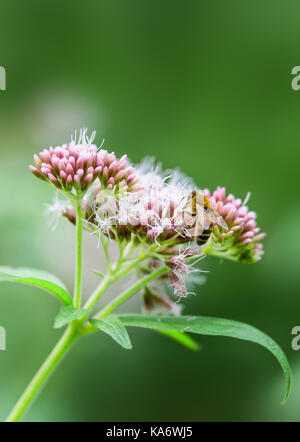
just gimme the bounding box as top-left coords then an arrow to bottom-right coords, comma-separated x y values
66,164 -> 74,176
48,173 -> 59,185
29,165 -> 46,180
84,174 -> 93,184
60,171 -> 67,181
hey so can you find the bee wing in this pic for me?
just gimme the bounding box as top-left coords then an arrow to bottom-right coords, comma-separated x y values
184,212 -> 197,228
194,191 -> 205,207
207,208 -> 228,230
194,218 -> 204,236
195,205 -> 212,229
181,195 -> 193,215
183,191 -> 205,212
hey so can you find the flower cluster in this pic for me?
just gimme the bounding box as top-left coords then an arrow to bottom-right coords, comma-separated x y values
32,130 -> 265,304
72,161 -> 196,245
30,129 -> 140,196
204,187 -> 266,262
95,150 -> 140,193
167,253 -> 193,297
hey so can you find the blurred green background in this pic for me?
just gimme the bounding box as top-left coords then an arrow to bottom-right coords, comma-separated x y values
1,0 -> 300,422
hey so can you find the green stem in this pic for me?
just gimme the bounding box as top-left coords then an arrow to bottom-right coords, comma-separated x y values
204,247 -> 238,262
74,201 -> 83,308
83,274 -> 114,312
5,242 -> 168,421
81,252 -> 152,316
113,254 -> 151,279
6,197 -> 85,422
80,266 -> 169,337
6,325 -> 78,422
99,234 -> 112,271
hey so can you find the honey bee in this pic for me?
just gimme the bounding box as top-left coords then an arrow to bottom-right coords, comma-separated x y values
183,190 -> 228,246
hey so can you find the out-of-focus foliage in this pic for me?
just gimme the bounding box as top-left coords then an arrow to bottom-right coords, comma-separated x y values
0,0 -> 300,422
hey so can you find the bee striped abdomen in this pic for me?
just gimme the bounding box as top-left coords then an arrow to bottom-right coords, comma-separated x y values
196,225 -> 213,245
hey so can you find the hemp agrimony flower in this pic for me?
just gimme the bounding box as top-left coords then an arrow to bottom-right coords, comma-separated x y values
29,128 -> 140,197
1,129 -> 291,422
204,187 -> 266,263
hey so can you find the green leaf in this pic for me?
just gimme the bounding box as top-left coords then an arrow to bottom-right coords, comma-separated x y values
156,329 -> 200,351
117,314 -> 291,403
54,306 -> 90,328
90,317 -> 132,350
0,266 -> 73,306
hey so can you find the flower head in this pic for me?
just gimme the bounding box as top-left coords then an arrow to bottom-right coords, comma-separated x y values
166,249 -> 205,298
81,160 -> 195,245
30,128 -> 140,197
204,187 -> 266,262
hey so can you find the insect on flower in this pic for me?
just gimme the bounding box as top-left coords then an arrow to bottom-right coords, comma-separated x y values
182,190 -> 228,246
